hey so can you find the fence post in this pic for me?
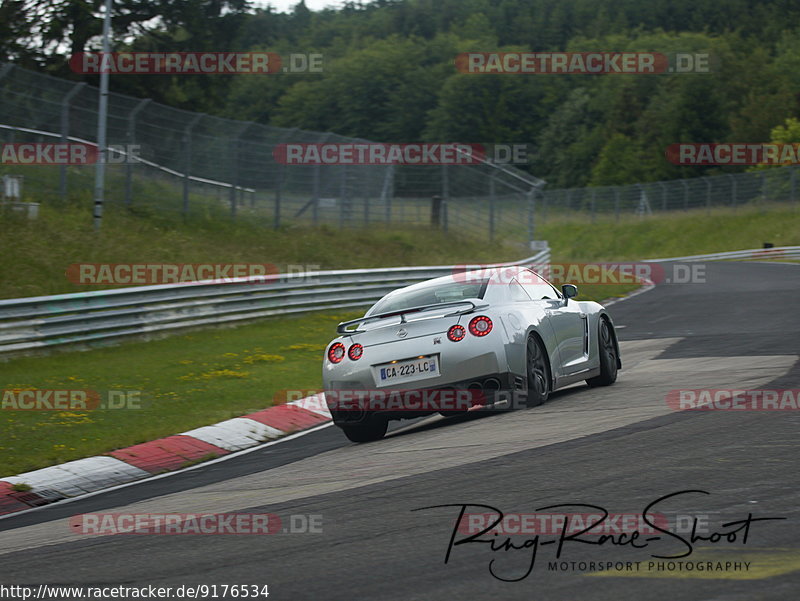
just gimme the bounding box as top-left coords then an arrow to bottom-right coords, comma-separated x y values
792,166 -> 798,209
273,127 -> 298,229
590,188 -> 596,223
229,121 -> 255,218
527,188 -> 536,242
488,174 -> 496,241
339,164 -> 348,229
59,82 -> 86,201
614,187 -> 620,222
682,180 -> 689,211
182,114 -> 203,218
312,133 -> 332,226
124,98 -> 152,206
704,176 -> 712,214
381,165 -> 394,224
761,171 -> 767,213
727,174 -> 737,211
659,181 -> 667,211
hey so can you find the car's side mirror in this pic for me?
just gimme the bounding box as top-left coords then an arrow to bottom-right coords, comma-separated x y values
561,284 -> 578,305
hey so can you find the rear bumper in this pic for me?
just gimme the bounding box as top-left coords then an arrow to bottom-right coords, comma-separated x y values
328,371 -> 520,424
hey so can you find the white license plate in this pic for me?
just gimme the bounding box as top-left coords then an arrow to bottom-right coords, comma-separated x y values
373,356 -> 440,387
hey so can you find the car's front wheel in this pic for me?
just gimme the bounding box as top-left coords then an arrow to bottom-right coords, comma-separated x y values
526,334 -> 551,407
340,416 -> 388,443
586,319 -> 618,387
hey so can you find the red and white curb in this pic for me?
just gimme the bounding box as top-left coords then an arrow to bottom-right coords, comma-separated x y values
0,395 -> 330,516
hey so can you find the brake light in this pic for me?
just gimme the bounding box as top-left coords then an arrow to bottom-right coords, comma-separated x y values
447,325 -> 466,342
348,343 -> 363,360
468,316 -> 493,337
328,342 -> 345,363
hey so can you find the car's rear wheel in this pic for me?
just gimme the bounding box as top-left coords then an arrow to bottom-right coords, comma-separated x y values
586,319 -> 618,387
526,335 -> 550,407
340,416 -> 388,443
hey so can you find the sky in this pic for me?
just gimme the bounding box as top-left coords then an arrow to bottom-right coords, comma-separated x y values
252,0 -> 349,13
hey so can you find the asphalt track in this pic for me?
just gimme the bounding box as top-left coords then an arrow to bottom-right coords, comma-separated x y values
1,261 -> 798,600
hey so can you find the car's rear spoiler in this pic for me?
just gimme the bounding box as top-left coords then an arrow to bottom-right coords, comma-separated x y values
336,300 -> 487,335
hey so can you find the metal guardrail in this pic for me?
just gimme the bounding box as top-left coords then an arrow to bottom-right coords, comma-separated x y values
644,246 -> 800,262
0,248 -> 551,356
2,244 -> 797,357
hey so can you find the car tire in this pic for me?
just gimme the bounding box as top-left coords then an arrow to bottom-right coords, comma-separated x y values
526,334 -> 551,407
586,319 -> 618,387
340,416 -> 388,443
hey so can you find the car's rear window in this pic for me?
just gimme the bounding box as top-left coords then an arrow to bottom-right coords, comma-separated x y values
369,279 -> 487,315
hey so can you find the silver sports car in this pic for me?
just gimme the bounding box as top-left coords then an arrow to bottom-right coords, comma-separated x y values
322,265 -> 621,442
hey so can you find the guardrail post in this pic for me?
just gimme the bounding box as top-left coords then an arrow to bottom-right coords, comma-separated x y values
59,82 -> 86,201
124,99 -> 151,206
182,114 -> 203,218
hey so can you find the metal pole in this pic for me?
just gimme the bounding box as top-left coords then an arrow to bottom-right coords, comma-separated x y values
273,127 -> 297,229
659,181 -> 667,211
124,98 -> 151,206
92,0 -> 112,230
682,180 -> 689,211
381,165 -> 394,224
59,82 -> 86,201
182,113 -> 203,217
229,121 -> 255,218
312,133 -> 332,226
791,166 -> 797,209
614,187 -> 620,222
590,188 -> 596,223
527,188 -> 536,242
488,174 -> 495,242
727,174 -> 737,211
704,176 -> 712,214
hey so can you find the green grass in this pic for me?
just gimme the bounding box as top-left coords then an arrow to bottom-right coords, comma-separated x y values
0,199 -> 526,299
0,310 -> 361,475
537,203 -> 799,261
2,200 -> 797,476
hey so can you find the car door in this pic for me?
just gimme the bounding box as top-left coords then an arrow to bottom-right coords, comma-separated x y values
518,269 -> 588,375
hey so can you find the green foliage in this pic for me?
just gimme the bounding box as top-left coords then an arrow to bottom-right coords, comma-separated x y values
6,1 -> 800,186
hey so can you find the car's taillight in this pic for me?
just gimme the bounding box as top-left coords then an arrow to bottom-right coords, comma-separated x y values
447,325 -> 466,342
468,316 -> 493,337
348,343 -> 363,360
328,342 -> 345,363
